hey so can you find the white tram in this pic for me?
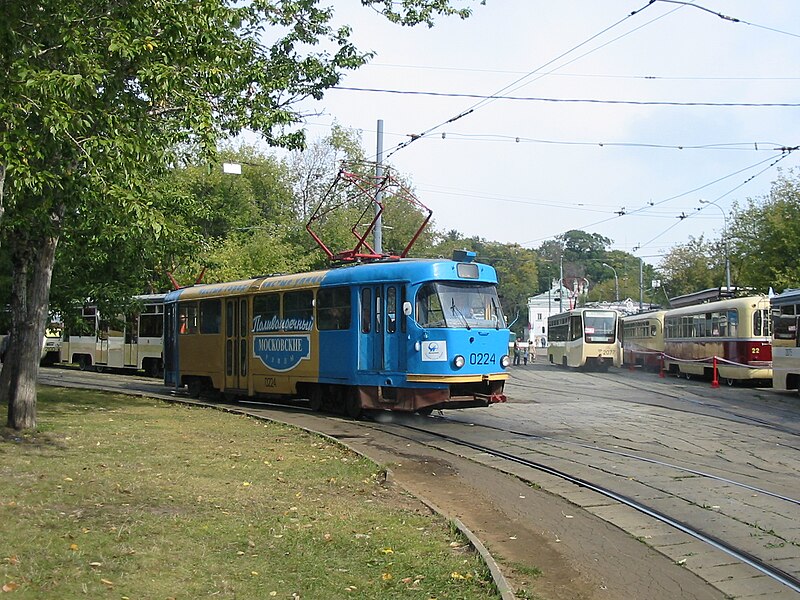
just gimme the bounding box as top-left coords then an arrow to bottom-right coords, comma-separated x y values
60,294 -> 165,376
547,307 -> 621,371
770,288 -> 800,393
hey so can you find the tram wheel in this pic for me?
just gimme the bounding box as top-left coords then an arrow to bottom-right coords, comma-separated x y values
725,378 -> 736,387
417,407 -> 433,416
187,379 -> 203,399
345,390 -> 362,419
76,356 -> 89,371
309,387 -> 323,412
683,372 -> 692,380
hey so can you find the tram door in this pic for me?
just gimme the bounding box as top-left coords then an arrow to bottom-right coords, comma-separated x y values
225,298 -> 249,391
97,321 -> 109,364
123,315 -> 138,367
360,285 -> 403,373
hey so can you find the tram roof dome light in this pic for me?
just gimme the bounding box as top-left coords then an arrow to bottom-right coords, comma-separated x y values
452,249 -> 477,263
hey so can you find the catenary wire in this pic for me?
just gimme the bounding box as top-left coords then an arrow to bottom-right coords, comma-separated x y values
333,86 -> 800,108
381,0 -> 666,160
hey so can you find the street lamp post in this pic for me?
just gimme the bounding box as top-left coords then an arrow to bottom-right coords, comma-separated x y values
602,262 -> 619,302
699,199 -> 731,290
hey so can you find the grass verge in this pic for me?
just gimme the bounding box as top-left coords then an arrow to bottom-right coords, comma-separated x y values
1,386 -> 499,599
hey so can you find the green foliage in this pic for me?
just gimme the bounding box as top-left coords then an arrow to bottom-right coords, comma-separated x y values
658,236 -> 719,299
361,0 -> 480,26
729,169 -> 800,293
0,0 -> 474,429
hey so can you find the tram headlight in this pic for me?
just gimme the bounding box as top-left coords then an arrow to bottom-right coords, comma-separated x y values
453,355 -> 465,369
501,355 -> 511,368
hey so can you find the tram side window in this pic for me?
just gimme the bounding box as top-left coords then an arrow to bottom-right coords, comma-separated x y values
361,288 -> 371,333
253,293 -> 280,332
415,283 -> 445,328
178,303 -> 198,334
569,316 -> 583,341
774,315 -> 798,340
386,286 -> 397,334
78,307 -> 97,337
200,299 -> 221,334
284,290 -> 313,330
727,309 -> 739,337
140,312 -> 163,338
317,287 -> 352,331
753,309 -> 771,337
548,317 -> 568,342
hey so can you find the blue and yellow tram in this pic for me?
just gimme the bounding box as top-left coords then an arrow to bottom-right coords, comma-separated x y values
163,255 -> 510,416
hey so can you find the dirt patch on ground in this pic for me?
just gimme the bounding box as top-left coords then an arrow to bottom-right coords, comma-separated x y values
0,427 -> 66,448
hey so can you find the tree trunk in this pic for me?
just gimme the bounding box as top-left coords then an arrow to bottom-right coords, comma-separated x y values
1,205 -> 63,430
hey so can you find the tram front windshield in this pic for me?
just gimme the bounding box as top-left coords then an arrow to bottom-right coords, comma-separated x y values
583,310 -> 617,343
416,282 -> 505,329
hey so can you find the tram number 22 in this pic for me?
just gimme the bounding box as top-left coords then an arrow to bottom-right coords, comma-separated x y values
469,353 -> 496,365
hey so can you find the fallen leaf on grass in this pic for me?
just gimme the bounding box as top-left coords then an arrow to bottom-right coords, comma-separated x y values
100,578 -> 114,587
2,582 -> 20,592
381,573 -> 392,581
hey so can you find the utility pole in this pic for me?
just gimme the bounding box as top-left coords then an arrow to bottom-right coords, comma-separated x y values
639,257 -> 644,310
699,199 -> 730,290
602,263 -> 619,302
374,119 -> 384,255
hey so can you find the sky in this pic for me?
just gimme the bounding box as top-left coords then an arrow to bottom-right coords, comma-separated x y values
281,1 -> 800,263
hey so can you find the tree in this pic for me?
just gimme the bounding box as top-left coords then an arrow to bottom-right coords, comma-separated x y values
728,169 -> 800,293
0,0 -> 475,430
167,145 -> 305,283
658,236 -> 719,299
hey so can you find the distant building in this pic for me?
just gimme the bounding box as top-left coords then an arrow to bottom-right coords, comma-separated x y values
524,279 -> 572,348
525,279 -> 649,346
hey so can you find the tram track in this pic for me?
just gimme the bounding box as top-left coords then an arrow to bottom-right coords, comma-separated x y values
382,424 -> 800,593
436,414 -> 800,506
508,367 -> 800,439
368,417 -> 800,596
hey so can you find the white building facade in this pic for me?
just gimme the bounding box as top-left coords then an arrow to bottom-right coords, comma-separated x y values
524,280 -> 573,348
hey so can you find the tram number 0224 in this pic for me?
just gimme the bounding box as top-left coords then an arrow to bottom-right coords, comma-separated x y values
469,353 -> 496,365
